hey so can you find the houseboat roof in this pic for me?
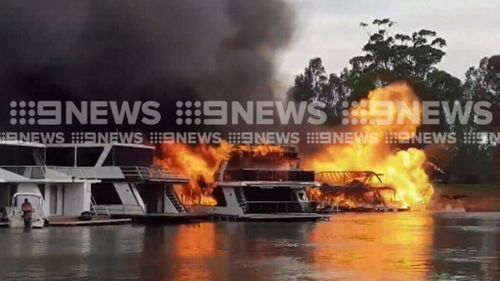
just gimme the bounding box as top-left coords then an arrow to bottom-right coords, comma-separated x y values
222,169 -> 315,182
46,143 -> 155,149
0,140 -> 46,148
0,142 -> 187,183
0,166 -> 99,183
0,141 -> 154,149
216,181 -> 319,187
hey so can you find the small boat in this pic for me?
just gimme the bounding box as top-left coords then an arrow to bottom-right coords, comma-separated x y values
8,193 -> 47,228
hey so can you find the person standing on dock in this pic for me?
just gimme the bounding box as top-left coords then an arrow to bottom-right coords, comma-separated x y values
21,199 -> 33,228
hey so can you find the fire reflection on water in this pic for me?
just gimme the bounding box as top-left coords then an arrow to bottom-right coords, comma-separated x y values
309,212 -> 433,280
141,223 -> 226,281
2,213 -> 500,280
163,213 -> 434,281
171,223 -> 220,281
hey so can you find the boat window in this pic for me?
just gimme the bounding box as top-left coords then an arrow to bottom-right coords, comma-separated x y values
212,187 -> 227,206
243,186 -> 295,202
91,183 -> 122,205
46,147 -> 75,166
0,145 -> 45,166
297,192 -> 306,201
77,147 -> 104,166
112,146 -> 154,166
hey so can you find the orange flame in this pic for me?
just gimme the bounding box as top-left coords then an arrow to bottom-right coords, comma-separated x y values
155,141 -> 232,205
235,144 -> 286,156
303,82 -> 433,207
155,141 -> 286,205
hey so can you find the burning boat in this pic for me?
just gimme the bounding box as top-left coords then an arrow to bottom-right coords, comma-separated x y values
313,171 -> 410,212
159,144 -> 328,221
190,167 -> 326,221
302,83 -> 435,209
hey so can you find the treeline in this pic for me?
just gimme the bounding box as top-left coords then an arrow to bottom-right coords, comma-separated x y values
289,18 -> 500,184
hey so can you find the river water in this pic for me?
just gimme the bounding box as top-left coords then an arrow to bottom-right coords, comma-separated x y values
0,212 -> 499,281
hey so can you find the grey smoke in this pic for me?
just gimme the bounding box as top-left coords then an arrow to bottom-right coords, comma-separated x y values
0,0 -> 294,107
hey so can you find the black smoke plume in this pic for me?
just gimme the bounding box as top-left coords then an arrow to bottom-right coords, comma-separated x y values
0,0 -> 294,130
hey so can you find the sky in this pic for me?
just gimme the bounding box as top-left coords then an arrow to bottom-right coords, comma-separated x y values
276,0 -> 500,90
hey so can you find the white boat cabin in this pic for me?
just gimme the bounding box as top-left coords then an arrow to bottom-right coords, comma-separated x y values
0,142 -> 189,220
192,169 -> 325,221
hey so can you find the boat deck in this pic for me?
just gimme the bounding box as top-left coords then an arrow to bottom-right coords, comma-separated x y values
48,216 -> 131,226
127,213 -> 211,223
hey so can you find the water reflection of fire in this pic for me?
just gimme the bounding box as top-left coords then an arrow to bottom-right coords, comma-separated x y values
310,212 -> 433,280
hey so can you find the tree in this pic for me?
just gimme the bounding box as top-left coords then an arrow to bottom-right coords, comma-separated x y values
290,19 -> 460,126
341,18 -> 450,101
288,58 -> 348,124
463,55 -> 500,101
448,55 -> 500,183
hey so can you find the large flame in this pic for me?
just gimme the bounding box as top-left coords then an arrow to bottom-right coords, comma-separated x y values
303,82 -> 433,207
155,141 -> 232,205
156,82 -> 433,209
155,142 -> 286,205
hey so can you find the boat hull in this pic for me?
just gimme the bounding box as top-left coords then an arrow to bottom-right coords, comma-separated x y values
8,216 -> 45,228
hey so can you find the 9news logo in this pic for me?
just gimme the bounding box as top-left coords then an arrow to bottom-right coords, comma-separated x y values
9,100 -> 161,126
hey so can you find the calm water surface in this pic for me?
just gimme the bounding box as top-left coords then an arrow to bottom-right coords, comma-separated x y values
0,212 -> 499,281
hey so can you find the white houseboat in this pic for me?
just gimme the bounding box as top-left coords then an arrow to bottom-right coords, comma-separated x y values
191,147 -> 328,221
0,142 -> 97,224
0,142 -> 198,224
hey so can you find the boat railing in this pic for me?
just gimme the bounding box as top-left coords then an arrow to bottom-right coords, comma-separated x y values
90,194 -> 110,216
316,171 -> 383,185
244,201 -> 317,214
120,166 -> 188,182
0,165 -> 187,183
47,166 -> 98,180
92,204 -> 145,216
223,169 -> 315,182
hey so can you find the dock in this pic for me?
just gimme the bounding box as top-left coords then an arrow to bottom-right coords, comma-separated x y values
128,213 -> 212,223
48,216 -> 131,226
212,213 -> 331,222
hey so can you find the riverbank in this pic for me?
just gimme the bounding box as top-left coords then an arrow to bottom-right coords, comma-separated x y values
433,184 -> 500,211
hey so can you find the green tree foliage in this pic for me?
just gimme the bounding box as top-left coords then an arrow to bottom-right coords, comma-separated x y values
464,55 -> 500,101
449,55 -> 500,183
342,18 -> 452,101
